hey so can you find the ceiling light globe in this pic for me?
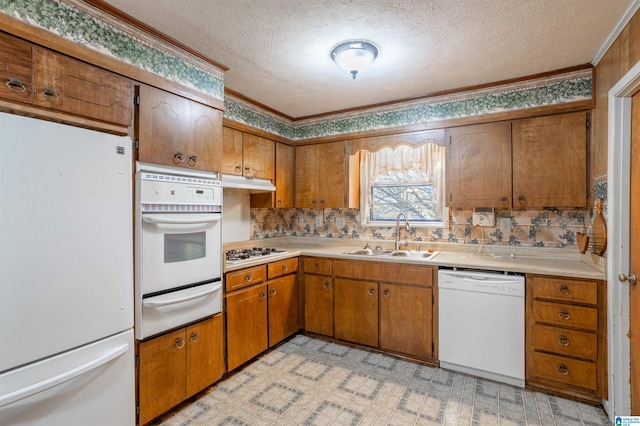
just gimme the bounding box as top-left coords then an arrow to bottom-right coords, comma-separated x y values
331,40 -> 379,79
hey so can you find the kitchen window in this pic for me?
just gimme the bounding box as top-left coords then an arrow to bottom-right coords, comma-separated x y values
360,143 -> 446,227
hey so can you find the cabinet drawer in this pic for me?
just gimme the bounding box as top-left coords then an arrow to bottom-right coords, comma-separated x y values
303,257 -> 332,275
529,351 -> 596,391
268,257 -> 298,279
531,276 -> 597,305
532,301 -> 598,331
530,324 -> 597,361
225,265 -> 266,292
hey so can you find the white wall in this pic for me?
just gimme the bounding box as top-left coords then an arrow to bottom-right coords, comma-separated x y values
222,190 -> 251,243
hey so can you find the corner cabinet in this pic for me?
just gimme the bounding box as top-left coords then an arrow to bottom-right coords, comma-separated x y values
295,141 -> 358,208
136,84 -> 222,172
526,275 -> 607,403
446,111 -> 588,208
138,314 -> 225,425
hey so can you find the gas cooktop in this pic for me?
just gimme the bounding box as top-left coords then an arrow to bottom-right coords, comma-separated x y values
225,248 -> 288,264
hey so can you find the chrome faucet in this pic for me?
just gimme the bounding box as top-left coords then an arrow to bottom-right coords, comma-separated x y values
395,212 -> 410,250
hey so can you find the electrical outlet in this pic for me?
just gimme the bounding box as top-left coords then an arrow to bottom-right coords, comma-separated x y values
500,217 -> 512,233
315,216 -> 323,227
335,217 -> 345,228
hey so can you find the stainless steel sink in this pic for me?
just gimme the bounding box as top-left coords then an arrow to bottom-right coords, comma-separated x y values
387,250 -> 440,260
345,248 -> 393,256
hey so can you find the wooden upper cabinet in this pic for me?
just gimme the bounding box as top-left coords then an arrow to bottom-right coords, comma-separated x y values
296,141 -> 356,208
0,32 -> 33,104
137,84 -> 222,172
275,142 -> 295,208
446,121 -> 512,208
221,127 -> 275,180
33,47 -> 131,126
512,112 -> 588,208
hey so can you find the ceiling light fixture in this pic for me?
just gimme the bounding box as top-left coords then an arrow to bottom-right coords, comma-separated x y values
330,40 -> 379,80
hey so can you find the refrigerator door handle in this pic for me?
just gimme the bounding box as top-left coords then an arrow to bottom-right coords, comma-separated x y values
0,343 -> 128,408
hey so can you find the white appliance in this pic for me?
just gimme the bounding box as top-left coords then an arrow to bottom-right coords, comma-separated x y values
135,163 -> 223,340
438,269 -> 525,387
0,113 -> 135,424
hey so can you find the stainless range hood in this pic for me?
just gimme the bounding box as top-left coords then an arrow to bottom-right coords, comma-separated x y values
221,174 -> 275,193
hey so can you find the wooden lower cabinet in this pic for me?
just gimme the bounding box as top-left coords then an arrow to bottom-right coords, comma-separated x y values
138,314 -> 224,425
526,274 -> 606,403
302,257 -> 334,336
225,259 -> 299,372
334,278 -> 378,346
380,283 -> 433,360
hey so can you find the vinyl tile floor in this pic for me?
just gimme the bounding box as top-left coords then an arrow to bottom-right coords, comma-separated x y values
149,335 -> 610,426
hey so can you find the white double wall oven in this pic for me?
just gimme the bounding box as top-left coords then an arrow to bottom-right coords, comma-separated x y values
135,163 -> 223,340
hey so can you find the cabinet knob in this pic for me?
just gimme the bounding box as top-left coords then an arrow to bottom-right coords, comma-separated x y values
260,291 -> 266,298
175,338 -> 185,349
234,164 -> 242,174
282,265 -> 288,272
368,287 -> 376,296
245,273 -> 252,281
557,335 -> 570,346
559,284 -> 570,295
383,289 -> 391,298
270,288 -> 276,296
558,309 -> 571,320
277,200 -> 282,206
323,281 -> 330,289
41,87 -> 59,102
500,197 -> 510,207
190,332 -> 199,343
173,152 -> 185,164
557,364 -> 570,376
244,166 -> 251,174
6,77 -> 26,93
314,262 -> 320,269
188,155 -> 199,167
517,196 -> 527,207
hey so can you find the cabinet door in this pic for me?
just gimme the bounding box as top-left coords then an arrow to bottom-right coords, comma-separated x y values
221,127 -> 244,175
334,278 -> 378,347
138,328 -> 186,425
512,112 -> 587,207
304,274 -> 333,336
33,47 -> 131,126
243,134 -> 275,179
275,142 -> 295,208
185,314 -> 225,397
295,144 -> 319,207
0,32 -> 33,104
380,283 -> 433,360
189,100 -> 222,172
137,84 -> 189,167
226,283 -> 268,371
268,274 -> 299,347
317,141 -> 347,208
446,121 -> 512,208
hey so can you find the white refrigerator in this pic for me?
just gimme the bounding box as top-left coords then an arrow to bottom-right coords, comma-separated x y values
0,113 -> 135,425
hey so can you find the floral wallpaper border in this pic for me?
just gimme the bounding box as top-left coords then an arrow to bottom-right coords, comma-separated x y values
0,0 -> 225,101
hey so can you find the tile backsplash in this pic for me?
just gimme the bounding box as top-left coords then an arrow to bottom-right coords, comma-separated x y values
250,207 -> 594,249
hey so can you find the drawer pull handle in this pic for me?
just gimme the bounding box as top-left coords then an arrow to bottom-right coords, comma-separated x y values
270,288 -> 276,296
559,284 -> 570,295
41,87 -> 59,102
557,364 -> 570,376
557,335 -> 570,346
282,265 -> 288,272
175,338 -> 185,349
6,77 -> 27,93
190,332 -> 199,343
383,289 -> 391,298
173,152 -> 185,164
323,281 -> 330,289
234,164 -> 242,173
245,273 -> 252,281
188,155 -> 199,167
558,309 -> 571,320
368,287 -> 376,296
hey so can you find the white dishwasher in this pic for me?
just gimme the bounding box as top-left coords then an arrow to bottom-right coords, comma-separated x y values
438,269 -> 525,387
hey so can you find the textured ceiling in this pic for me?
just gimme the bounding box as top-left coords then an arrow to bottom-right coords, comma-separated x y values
101,0 -> 634,118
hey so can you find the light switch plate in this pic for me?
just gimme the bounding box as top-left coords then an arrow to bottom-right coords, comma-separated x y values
315,216 -> 323,227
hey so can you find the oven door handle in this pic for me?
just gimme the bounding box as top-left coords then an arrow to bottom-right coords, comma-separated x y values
142,283 -> 222,308
142,214 -> 221,230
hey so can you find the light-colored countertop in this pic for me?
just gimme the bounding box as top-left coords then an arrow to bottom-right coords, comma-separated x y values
223,237 -> 606,280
